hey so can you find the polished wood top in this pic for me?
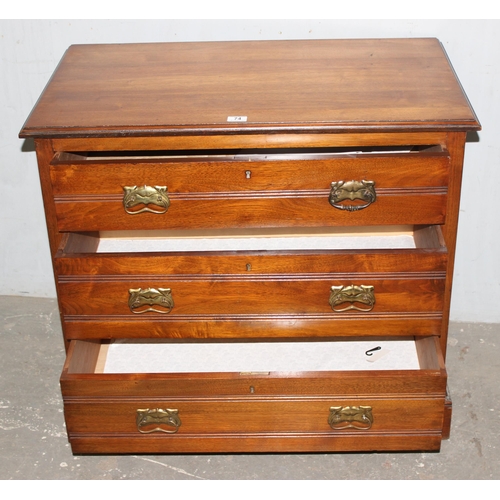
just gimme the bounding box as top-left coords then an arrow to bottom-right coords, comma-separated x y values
20,38 -> 480,138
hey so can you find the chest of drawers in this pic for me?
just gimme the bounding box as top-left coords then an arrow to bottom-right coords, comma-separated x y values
20,38 -> 480,454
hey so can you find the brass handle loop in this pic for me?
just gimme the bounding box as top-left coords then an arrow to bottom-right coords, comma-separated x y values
329,285 -> 375,312
128,287 -> 174,314
328,406 -> 373,430
136,408 -> 181,434
123,185 -> 170,214
329,180 -> 376,211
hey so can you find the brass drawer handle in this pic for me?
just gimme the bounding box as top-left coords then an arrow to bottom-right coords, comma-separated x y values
328,406 -> 373,430
329,285 -> 375,312
128,287 -> 174,314
136,408 -> 181,434
329,180 -> 376,211
123,185 -> 170,214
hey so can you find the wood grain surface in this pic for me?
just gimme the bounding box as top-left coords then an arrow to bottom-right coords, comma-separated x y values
20,39 -> 480,137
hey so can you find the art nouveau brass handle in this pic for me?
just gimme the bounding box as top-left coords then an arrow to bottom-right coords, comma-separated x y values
123,185 -> 170,214
128,288 -> 174,314
136,408 -> 181,434
329,285 -> 375,312
328,406 -> 373,430
329,180 -> 376,211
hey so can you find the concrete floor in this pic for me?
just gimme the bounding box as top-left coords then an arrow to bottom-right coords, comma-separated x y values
1,295 -> 499,480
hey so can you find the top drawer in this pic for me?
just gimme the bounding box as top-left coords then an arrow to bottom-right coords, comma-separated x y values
50,146 -> 449,231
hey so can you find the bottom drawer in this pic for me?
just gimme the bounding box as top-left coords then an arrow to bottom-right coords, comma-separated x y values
64,399 -> 445,454
61,337 -> 448,454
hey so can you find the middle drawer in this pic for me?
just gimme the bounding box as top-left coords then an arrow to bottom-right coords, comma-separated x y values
55,226 -> 447,340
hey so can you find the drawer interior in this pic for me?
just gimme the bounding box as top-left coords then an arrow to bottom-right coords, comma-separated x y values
63,224 -> 445,254
61,336 -> 447,400
66,337 -> 444,375
56,144 -> 444,162
98,339 -> 420,373
97,226 -> 417,252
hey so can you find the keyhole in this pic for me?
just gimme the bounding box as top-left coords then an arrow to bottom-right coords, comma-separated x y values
246,263 -> 252,271
245,170 -> 252,179
250,386 -> 255,394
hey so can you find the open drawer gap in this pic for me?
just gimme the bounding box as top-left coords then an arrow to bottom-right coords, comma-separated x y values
65,337 -> 443,376
55,144 -> 446,163
61,225 -> 445,254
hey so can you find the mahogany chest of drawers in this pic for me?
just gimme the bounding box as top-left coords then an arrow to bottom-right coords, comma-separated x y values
20,38 -> 480,454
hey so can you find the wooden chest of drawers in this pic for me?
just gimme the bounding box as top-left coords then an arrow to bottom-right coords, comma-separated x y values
20,38 -> 480,454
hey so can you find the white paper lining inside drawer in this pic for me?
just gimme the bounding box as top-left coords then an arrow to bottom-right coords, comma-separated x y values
102,340 -> 420,373
97,227 -> 416,253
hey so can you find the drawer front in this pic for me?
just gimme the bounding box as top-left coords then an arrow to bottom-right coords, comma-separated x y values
57,243 -> 448,277
50,154 -> 449,231
51,154 -> 449,195
56,240 -> 447,339
63,397 -> 445,435
63,398 -> 445,454
57,275 -> 445,338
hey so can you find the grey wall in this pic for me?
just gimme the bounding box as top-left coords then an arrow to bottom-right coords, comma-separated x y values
1,20 -> 498,322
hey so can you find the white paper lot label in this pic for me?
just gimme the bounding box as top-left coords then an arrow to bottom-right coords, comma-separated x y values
227,116 -> 247,122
